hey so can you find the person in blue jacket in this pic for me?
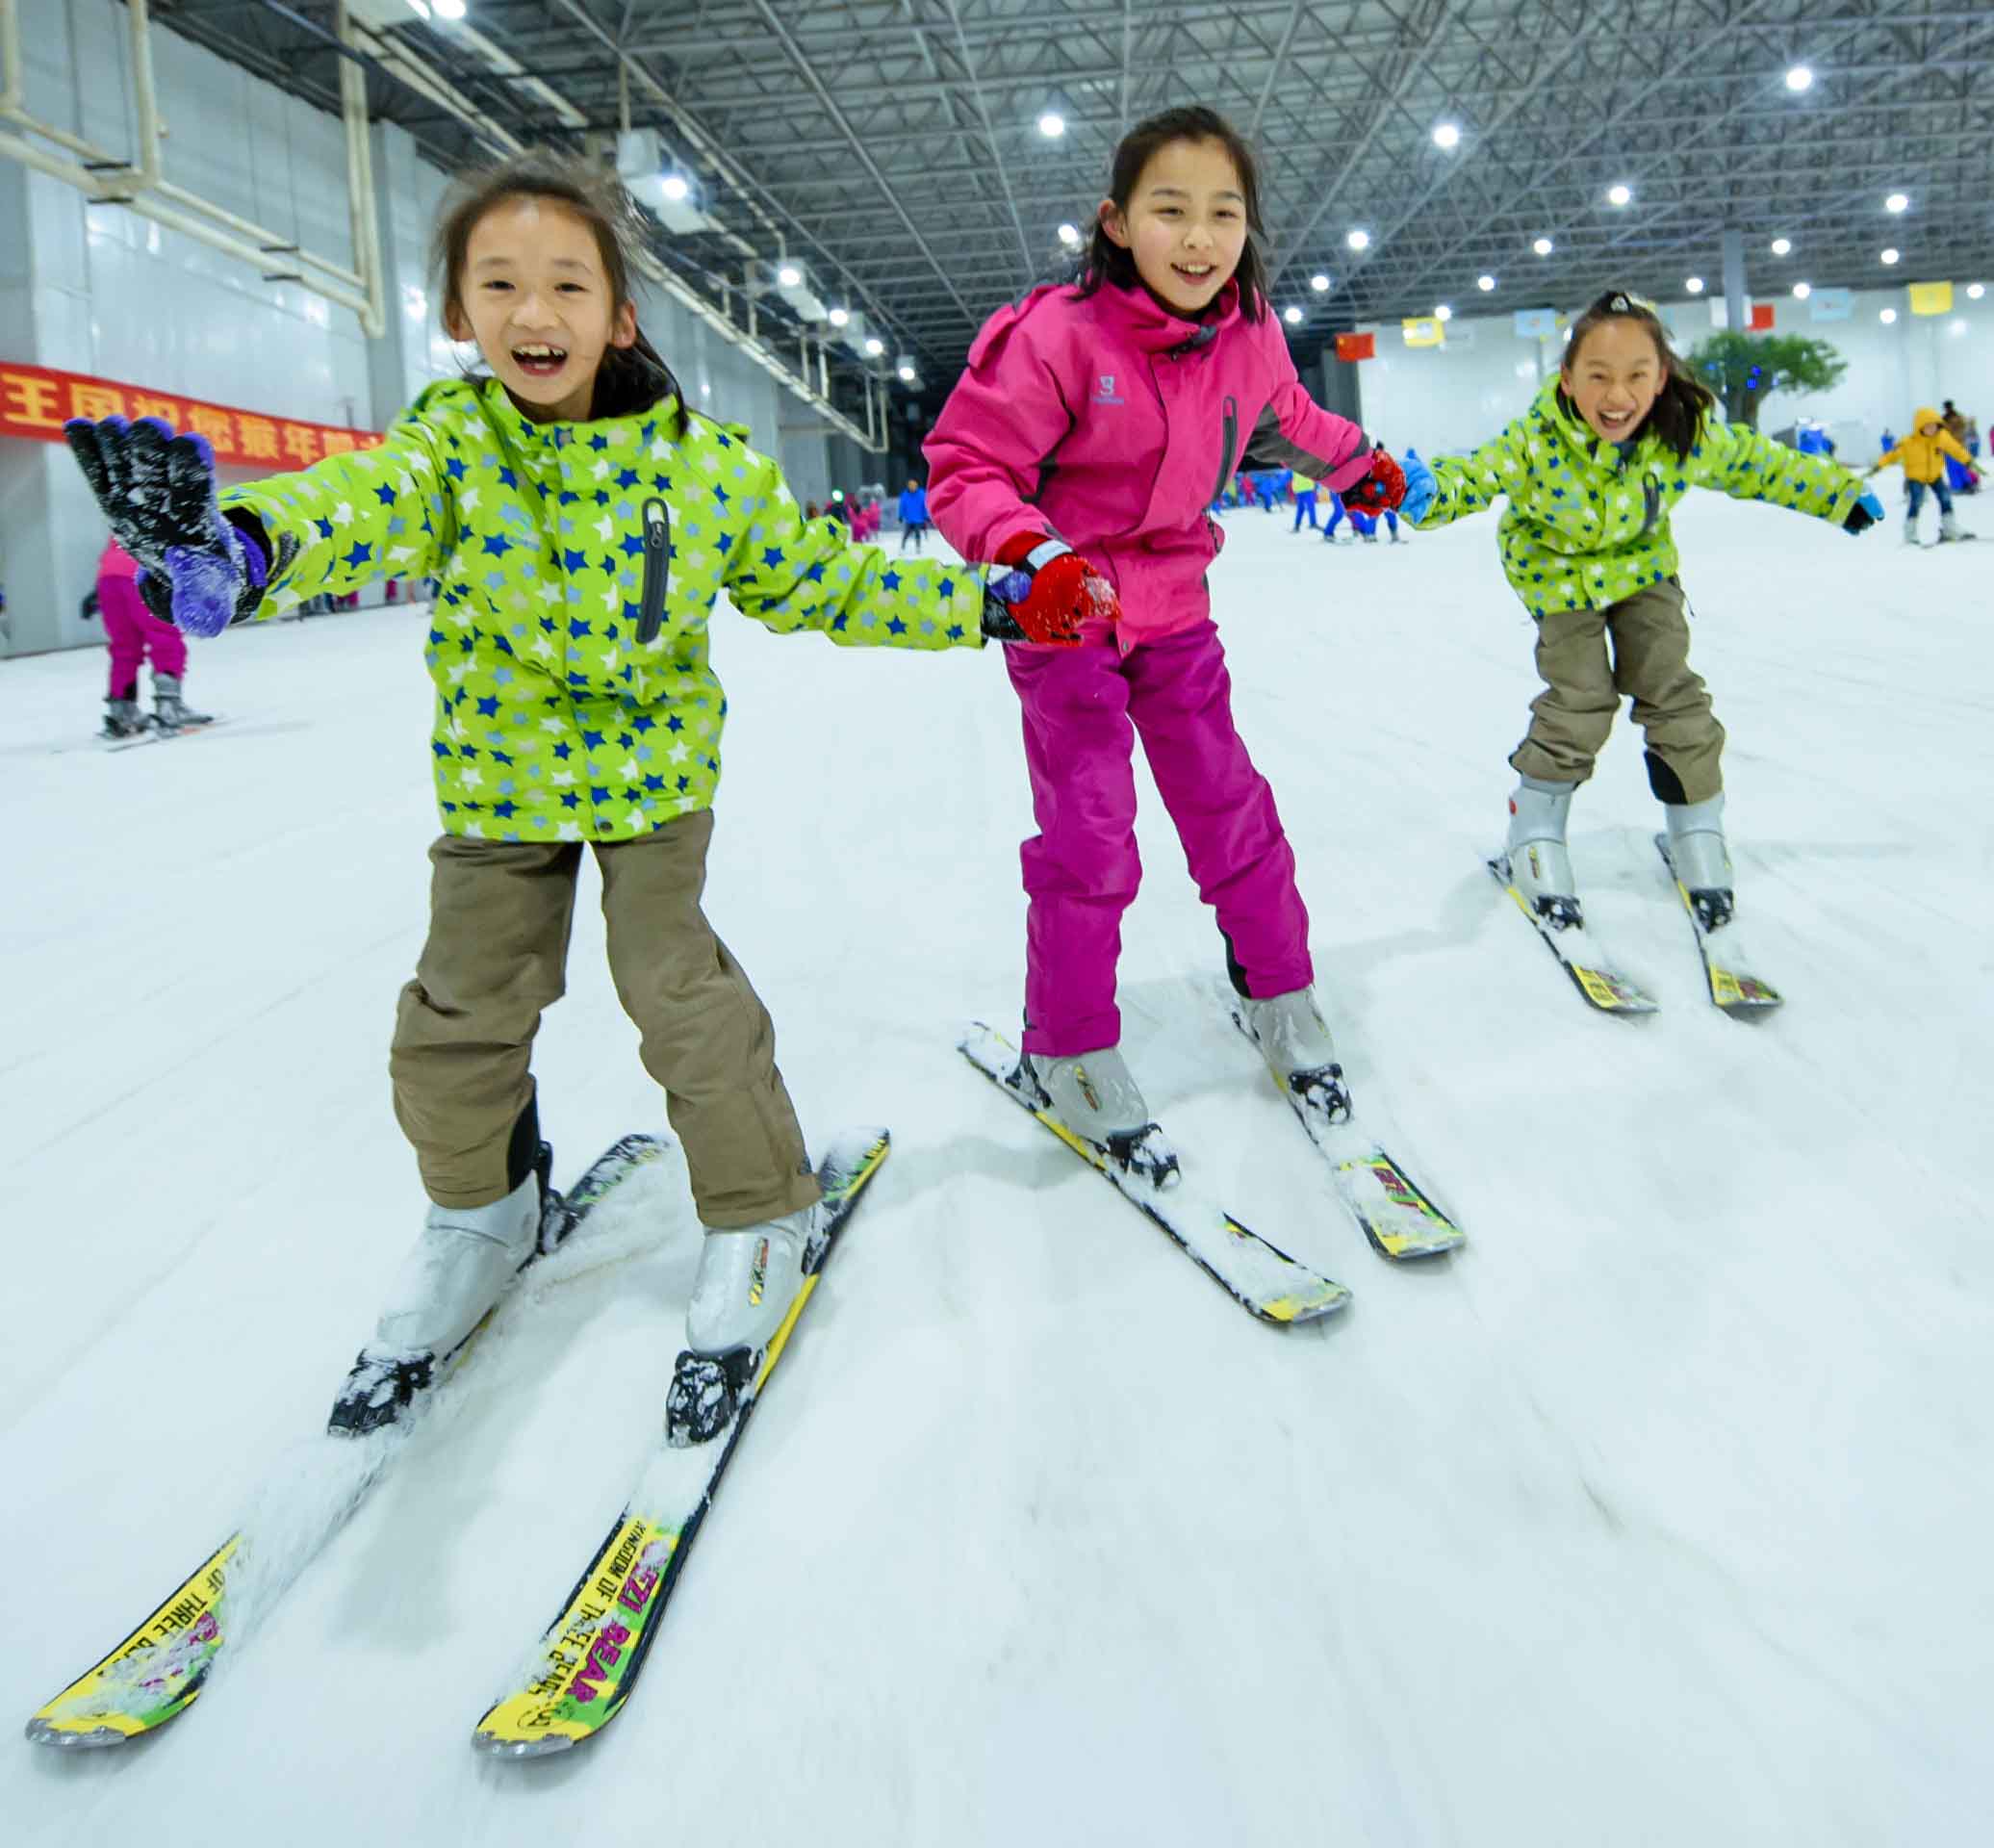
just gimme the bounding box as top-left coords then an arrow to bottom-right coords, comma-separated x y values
897,477 -> 932,551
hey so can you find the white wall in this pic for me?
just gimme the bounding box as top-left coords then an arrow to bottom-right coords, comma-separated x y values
1344,283 -> 1994,461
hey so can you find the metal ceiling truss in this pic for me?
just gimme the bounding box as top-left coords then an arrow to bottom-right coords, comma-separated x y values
134,0 -> 1994,390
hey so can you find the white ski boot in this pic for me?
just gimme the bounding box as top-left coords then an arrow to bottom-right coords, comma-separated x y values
1019,1045 -> 1179,1189
1661,794 -> 1736,935
1503,776 -> 1582,927
1902,516 -> 1920,545
686,1203 -> 815,1359
152,674 -> 212,730
1235,987 -> 1352,1127
1938,509 -> 1966,544
330,1149 -> 551,1433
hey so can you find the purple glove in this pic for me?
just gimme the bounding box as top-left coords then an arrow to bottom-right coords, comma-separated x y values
65,417 -> 268,636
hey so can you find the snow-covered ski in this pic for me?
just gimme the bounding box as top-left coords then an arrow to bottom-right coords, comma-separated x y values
1654,835 -> 1782,1014
960,1022 -> 1350,1325
23,1134 -> 669,1750
472,1126 -> 890,1758
99,715 -> 228,752
1221,1002 -> 1464,1260
1489,855 -> 1659,1014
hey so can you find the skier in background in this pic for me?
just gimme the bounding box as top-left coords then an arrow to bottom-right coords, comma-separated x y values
1290,470 -> 1318,531
1869,408 -> 1978,544
898,477 -> 932,551
94,535 -> 211,740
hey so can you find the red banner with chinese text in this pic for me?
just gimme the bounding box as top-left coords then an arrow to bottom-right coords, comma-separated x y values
1335,332 -> 1376,362
1749,302 -> 1775,331
0,361 -> 384,471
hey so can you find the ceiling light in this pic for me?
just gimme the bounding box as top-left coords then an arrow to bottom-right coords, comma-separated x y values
1785,65 -> 1813,92
776,264 -> 802,288
1056,221 -> 1081,247
1969,284 -> 1986,300
897,363 -> 916,382
1533,237 -> 1553,256
1885,192 -> 1908,213
1793,281 -> 1811,299
1879,308 -> 1897,324
828,306 -> 849,327
863,336 -> 884,356
1345,228 -> 1369,251
1431,121 -> 1461,150
1283,305 -> 1304,325
659,173 -> 689,202
1435,304 -> 1453,322
1951,318 -> 1968,335
1310,272 -> 1330,292
1477,273 -> 1496,292
1037,110 -> 1065,139
1771,237 -> 1791,256
1685,276 -> 1704,295
431,0 -> 465,17
1880,248 -> 1900,266
1607,183 -> 1632,207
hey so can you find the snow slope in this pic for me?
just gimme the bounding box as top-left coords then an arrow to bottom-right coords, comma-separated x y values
4,497 -> 1990,1846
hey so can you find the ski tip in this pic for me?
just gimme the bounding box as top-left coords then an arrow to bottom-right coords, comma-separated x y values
472,1724 -> 579,1758
1261,1283 -> 1353,1323
1569,962 -> 1661,1014
24,1714 -> 135,1749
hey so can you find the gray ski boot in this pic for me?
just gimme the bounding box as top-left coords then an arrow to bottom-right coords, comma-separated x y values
152,674 -> 212,731
1234,987 -> 1352,1128
1661,793 -> 1736,934
1502,776 -> 1582,927
101,696 -> 149,740
687,1202 -> 816,1359
1018,1044 -> 1179,1189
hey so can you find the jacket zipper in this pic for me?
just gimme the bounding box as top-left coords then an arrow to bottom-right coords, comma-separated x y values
1640,473 -> 1662,535
1210,395 -> 1240,506
637,497 -> 671,644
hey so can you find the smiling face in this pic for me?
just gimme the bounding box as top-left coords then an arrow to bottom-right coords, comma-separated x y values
1099,137 -> 1249,317
1562,316 -> 1669,445
445,194 -> 637,423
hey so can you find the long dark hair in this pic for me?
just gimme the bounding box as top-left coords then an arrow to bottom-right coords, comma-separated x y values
433,150 -> 679,420
1561,290 -> 1714,461
1076,106 -> 1269,323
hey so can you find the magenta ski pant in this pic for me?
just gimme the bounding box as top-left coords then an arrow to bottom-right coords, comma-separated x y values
100,574 -> 186,696
1005,620 -> 1312,1056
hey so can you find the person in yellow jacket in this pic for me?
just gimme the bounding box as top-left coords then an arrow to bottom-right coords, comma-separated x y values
1869,407 -> 1977,544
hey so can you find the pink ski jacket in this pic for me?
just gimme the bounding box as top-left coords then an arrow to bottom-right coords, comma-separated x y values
926,279 -> 1373,646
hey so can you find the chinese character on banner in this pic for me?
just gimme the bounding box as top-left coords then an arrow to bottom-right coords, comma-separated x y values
68,382 -> 127,422
1335,332 -> 1375,362
1749,302 -> 1776,331
320,429 -> 357,456
281,423 -> 320,467
1513,308 -> 1558,339
187,405 -> 237,457
1401,317 -> 1444,348
0,370 -> 64,430
131,393 -> 184,426
237,415 -> 281,461
1908,281 -> 1953,316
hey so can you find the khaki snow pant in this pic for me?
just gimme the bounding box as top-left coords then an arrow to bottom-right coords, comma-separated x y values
1508,579 -> 1726,805
389,812 -> 819,1226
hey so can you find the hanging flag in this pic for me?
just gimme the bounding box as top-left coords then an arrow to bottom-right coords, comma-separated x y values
1908,281 -> 1954,316
1335,331 -> 1375,362
1513,307 -> 1557,339
1402,317 -> 1444,348
1808,288 -> 1853,322
1749,302 -> 1775,331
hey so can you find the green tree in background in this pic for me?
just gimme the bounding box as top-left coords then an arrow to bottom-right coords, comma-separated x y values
1687,331 -> 1848,429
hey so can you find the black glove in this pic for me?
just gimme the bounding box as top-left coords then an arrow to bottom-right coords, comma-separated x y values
64,418 -> 269,635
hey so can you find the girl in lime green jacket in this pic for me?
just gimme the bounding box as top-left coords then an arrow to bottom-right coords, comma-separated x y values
1403,290 -> 1879,989
63,152 -> 1010,1402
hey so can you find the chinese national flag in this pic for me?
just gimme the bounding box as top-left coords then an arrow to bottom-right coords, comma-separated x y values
1749,302 -> 1775,331
1335,332 -> 1375,362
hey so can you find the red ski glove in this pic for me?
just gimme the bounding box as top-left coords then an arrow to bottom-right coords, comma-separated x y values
983,534 -> 1117,646
1342,448 -> 1407,517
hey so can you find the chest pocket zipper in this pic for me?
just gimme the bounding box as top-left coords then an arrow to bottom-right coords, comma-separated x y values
1640,472 -> 1663,535
637,497 -> 671,644
1210,395 -> 1240,506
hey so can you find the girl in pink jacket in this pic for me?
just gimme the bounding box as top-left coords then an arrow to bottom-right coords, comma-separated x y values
927,105 -> 1411,1179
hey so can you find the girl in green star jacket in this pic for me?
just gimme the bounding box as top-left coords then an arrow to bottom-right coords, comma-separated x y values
64,152 -> 1010,1408
1401,290 -> 1880,967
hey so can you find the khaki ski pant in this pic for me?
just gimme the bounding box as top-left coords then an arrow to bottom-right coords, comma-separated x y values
389,812 -> 819,1226
1508,579 -> 1725,803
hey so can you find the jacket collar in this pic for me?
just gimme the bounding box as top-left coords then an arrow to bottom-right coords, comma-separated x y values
1540,376 -> 1645,468
1098,277 -> 1244,354
480,375 -> 683,460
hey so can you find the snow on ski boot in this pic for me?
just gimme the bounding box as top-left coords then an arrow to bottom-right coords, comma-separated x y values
1234,987 -> 1352,1128
1938,509 -> 1967,543
1501,776 -> 1582,929
329,1141 -> 554,1435
668,1203 -> 818,1446
151,674 -> 212,731
101,696 -> 149,740
1661,794 -> 1736,936
1017,1044 -> 1179,1190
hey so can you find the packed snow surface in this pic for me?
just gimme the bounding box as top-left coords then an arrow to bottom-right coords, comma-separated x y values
4,497 -> 1990,1845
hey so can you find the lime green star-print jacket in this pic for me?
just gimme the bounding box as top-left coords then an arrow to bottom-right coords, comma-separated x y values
221,377 -> 985,842
1412,377 -> 1866,619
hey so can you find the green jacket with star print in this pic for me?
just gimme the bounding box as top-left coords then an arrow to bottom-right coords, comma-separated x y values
1410,377 -> 1867,618
219,376 -> 985,842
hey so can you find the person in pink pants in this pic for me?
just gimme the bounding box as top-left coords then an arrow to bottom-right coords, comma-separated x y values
96,536 -> 209,737
926,104 -> 1414,1168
